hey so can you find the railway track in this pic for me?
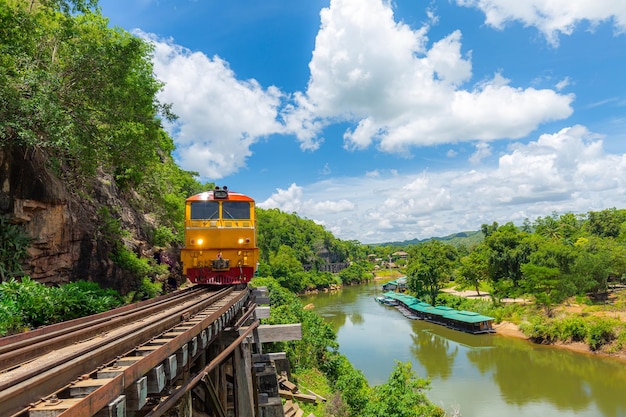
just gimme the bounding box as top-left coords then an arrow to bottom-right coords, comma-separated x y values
0,285 -> 252,417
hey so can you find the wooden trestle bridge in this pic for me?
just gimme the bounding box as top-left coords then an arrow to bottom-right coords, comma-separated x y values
0,286 -> 302,417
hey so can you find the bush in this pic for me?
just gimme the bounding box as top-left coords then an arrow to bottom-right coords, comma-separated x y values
0,277 -> 123,335
152,225 -> 179,247
519,314 -> 558,343
556,316 -> 587,342
0,216 -> 31,281
585,318 -> 616,351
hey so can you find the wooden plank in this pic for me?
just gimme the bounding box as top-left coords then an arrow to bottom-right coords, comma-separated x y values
249,324 -> 302,343
255,306 -> 271,319
307,389 -> 327,403
283,399 -> 295,414
252,287 -> 268,297
254,296 -> 270,305
252,352 -> 287,363
280,378 -> 298,393
279,390 -> 318,404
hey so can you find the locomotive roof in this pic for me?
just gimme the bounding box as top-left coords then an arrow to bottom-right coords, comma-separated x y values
186,190 -> 255,202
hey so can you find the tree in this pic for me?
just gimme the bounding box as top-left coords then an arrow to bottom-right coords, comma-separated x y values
483,222 -> 536,298
572,237 -> 626,298
406,241 -> 457,304
1,1 -> 173,187
338,262 -> 369,285
363,361 -> 444,417
521,263 -> 565,316
585,208 -> 626,238
268,245 -> 304,292
456,245 -> 489,296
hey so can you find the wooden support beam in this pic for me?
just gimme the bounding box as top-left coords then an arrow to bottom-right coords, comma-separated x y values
255,306 -> 271,319
202,375 -> 226,417
252,352 -> 287,363
279,390 -> 318,404
241,324 -> 302,343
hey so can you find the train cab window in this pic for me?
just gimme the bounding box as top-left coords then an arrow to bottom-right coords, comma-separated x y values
222,202 -> 251,219
190,201 -> 220,220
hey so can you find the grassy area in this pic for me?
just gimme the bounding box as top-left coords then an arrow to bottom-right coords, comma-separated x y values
291,368 -> 334,417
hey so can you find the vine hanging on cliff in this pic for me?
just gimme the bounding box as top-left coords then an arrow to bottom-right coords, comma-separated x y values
0,216 -> 31,282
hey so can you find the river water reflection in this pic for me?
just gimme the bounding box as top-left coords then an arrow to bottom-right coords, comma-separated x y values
300,282 -> 626,417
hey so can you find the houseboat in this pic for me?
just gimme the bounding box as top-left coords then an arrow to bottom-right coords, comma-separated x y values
377,291 -> 495,334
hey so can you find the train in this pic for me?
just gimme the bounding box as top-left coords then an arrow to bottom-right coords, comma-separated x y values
180,186 -> 259,285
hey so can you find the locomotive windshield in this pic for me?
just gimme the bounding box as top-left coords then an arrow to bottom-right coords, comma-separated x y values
190,201 -> 220,220
222,202 -> 251,219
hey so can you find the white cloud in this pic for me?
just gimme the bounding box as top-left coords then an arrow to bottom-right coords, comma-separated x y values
469,142 -> 491,164
456,0 -> 626,46
139,31 -> 285,179
555,77 -> 571,91
256,183 -> 304,214
285,0 -> 574,154
260,125 -> 626,243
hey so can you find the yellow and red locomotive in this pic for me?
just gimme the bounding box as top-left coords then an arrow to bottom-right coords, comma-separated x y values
180,186 -> 259,285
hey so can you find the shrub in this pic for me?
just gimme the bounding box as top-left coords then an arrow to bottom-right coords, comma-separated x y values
152,225 -> 179,247
556,316 -> 587,342
0,278 -> 123,335
519,314 -> 558,343
0,216 -> 31,281
585,318 -> 616,351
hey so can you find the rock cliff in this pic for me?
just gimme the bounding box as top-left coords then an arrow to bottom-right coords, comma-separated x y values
0,146 -> 152,294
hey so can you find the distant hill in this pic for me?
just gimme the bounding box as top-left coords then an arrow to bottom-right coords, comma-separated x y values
377,230 -> 484,248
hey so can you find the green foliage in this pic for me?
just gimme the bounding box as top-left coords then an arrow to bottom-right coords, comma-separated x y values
556,316 -> 587,342
96,207 -> 166,288
110,246 -> 166,283
0,277 -> 123,335
362,362 -> 444,417
152,225 -> 179,247
252,278 -> 339,370
585,317 -> 616,351
406,241 -> 458,304
135,277 -> 163,300
1,1 -> 172,184
1,0 -> 210,253
482,222 -> 535,298
257,207 -> 361,269
0,217 -> 31,281
455,245 -> 489,295
519,313 -> 619,351
338,262 -> 371,285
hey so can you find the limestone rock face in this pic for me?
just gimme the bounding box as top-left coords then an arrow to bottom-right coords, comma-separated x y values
0,146 -> 149,293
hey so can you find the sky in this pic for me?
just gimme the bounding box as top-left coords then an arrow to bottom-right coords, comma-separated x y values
100,0 -> 626,244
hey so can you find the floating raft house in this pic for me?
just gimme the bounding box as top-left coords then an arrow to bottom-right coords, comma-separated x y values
380,291 -> 495,334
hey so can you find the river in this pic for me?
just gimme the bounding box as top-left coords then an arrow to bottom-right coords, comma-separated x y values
300,281 -> 626,417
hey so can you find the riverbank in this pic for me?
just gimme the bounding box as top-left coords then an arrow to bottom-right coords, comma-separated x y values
496,319 -> 626,362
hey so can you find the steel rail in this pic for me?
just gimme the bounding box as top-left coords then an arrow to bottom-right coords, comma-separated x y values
0,286 -> 199,351
233,302 -> 257,330
55,289 -> 250,417
1,287 -> 238,417
0,287 -> 206,372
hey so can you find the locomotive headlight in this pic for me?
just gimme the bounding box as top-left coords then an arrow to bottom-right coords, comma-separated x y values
238,238 -> 244,244
238,238 -> 250,245
197,238 -> 204,245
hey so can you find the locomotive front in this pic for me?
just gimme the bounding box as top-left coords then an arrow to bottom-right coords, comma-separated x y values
180,186 -> 259,285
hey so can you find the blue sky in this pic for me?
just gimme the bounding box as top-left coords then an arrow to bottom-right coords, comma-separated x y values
101,0 -> 626,244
